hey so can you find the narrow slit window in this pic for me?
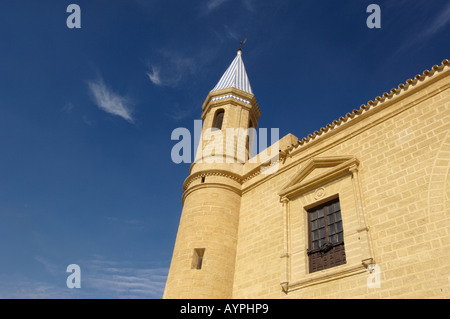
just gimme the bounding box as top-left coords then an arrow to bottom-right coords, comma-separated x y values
246,135 -> 250,160
192,248 -> 205,270
201,176 -> 206,183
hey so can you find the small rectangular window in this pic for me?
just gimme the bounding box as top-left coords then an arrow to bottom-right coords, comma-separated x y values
192,248 -> 205,270
307,197 -> 346,273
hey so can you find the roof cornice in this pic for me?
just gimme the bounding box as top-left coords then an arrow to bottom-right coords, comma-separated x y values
292,59 -> 450,152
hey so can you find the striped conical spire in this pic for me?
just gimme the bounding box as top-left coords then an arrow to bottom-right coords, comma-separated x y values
212,49 -> 253,94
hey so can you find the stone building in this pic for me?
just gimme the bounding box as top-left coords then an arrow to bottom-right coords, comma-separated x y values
163,48 -> 450,299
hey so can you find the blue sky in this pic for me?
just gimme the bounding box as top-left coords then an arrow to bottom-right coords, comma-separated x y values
0,0 -> 449,298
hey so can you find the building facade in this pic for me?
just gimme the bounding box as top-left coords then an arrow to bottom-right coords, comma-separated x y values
164,50 -> 450,299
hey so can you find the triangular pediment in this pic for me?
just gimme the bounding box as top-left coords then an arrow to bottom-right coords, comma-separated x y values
278,156 -> 359,199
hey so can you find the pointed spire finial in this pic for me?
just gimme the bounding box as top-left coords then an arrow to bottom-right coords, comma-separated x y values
212,41 -> 253,94
237,38 -> 247,55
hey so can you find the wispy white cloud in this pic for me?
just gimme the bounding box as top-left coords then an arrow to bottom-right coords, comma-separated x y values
0,257 -> 77,299
206,0 -> 229,12
62,102 -> 74,113
34,256 -> 60,276
242,0 -> 256,12
146,51 -> 196,88
0,256 -> 168,299
87,267 -> 167,298
223,24 -> 240,41
420,2 -> 450,38
165,103 -> 194,121
84,257 -> 168,298
146,66 -> 163,86
201,0 -> 255,15
87,78 -> 134,123
0,277 -> 73,299
394,2 -> 450,55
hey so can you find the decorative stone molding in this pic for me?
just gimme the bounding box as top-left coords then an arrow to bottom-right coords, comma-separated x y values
277,156 -> 376,293
211,94 -> 251,105
201,87 -> 261,123
285,264 -> 367,292
361,258 -> 376,269
278,156 -> 360,199
183,169 -> 244,192
280,197 -> 290,292
292,60 -> 449,149
314,187 -> 326,200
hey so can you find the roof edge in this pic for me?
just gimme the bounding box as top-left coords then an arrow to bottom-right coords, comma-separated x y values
292,59 -> 450,151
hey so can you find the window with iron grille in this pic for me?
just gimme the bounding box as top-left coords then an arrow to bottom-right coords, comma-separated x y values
307,197 -> 346,273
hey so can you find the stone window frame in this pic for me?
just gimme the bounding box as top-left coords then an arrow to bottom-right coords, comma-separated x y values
278,156 -> 375,293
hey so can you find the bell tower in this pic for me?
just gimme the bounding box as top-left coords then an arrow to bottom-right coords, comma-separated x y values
163,47 -> 260,299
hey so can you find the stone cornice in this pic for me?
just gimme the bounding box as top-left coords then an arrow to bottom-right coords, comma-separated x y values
291,59 -> 450,152
201,87 -> 261,122
183,169 -> 244,192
